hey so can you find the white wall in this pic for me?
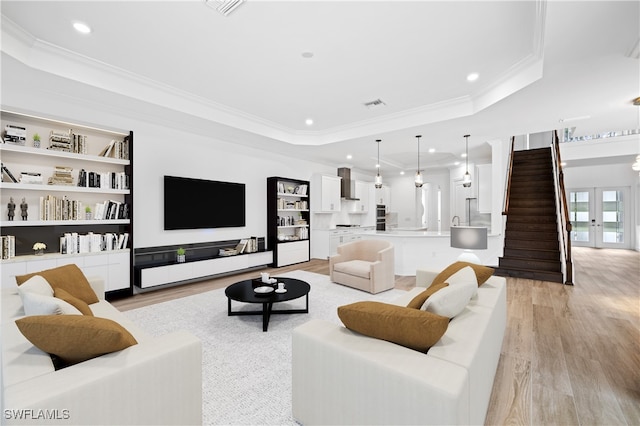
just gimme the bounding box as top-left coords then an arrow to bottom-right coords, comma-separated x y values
132,123 -> 334,247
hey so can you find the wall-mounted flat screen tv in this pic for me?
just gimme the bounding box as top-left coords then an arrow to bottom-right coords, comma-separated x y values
164,175 -> 246,230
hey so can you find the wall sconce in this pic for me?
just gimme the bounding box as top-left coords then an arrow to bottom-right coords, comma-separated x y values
415,135 -> 423,188
463,134 -> 472,188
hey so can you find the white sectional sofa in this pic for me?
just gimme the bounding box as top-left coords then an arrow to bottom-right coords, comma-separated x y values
292,267 -> 506,425
1,275 -> 202,425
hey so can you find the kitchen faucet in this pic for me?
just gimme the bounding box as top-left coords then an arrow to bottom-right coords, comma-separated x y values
452,216 -> 460,226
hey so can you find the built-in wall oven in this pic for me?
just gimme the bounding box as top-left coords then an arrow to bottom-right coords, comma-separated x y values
376,204 -> 386,231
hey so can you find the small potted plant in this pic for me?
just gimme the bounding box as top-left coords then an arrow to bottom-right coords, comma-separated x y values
32,242 -> 46,255
32,133 -> 41,148
176,247 -> 186,263
85,206 -> 92,220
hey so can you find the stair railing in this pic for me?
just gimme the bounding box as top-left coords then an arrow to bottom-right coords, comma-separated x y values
551,130 -> 574,285
502,136 -> 516,216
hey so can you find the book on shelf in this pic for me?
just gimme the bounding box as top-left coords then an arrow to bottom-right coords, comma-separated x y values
235,239 -> 249,254
20,172 -> 43,184
1,162 -> 18,183
39,195 -> 83,221
77,169 -> 129,189
92,200 -> 129,220
98,139 -> 130,160
59,231 -> 129,255
4,124 -> 26,145
48,165 -> 74,186
1,235 -> 16,259
294,184 -> 308,195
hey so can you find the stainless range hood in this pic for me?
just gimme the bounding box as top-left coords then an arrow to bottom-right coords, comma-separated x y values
337,167 -> 360,200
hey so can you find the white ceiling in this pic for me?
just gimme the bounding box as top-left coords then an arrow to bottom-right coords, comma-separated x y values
1,0 -> 639,175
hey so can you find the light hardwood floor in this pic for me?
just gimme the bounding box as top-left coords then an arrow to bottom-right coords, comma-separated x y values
112,247 -> 640,425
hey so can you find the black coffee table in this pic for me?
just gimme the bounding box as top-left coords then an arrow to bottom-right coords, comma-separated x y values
225,277 -> 310,332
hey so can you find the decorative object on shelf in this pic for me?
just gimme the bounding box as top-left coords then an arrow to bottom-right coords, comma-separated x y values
219,248 -> 238,257
375,139 -> 383,189
462,135 -> 472,188
32,133 -> 41,148
85,206 -> 92,220
176,247 -> 186,263
450,226 -> 487,264
20,198 -> 28,220
32,242 -> 46,256
414,135 -> 423,188
7,197 -> 15,221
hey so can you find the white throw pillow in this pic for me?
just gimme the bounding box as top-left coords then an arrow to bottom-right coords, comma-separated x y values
421,281 -> 476,318
445,265 -> 478,298
21,292 -> 83,316
17,275 -> 54,298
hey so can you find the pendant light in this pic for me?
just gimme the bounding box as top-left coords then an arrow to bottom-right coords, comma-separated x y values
375,139 -> 383,188
463,134 -> 472,188
414,135 -> 423,188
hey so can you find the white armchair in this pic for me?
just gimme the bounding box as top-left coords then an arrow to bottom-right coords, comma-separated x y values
329,239 -> 395,294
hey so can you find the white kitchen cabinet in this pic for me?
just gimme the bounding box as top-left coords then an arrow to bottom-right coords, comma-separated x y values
313,174 -> 341,213
351,180 -> 370,213
374,186 -> 391,206
312,229 -> 362,259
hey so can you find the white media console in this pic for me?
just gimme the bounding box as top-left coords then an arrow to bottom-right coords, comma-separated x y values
136,250 -> 273,289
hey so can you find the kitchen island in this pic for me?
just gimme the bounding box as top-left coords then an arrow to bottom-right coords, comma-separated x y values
354,229 -> 503,275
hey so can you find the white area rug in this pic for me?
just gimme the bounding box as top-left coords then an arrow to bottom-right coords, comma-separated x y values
124,270 -> 406,425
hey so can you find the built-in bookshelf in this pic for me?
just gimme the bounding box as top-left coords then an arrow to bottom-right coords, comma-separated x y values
267,176 -> 311,267
0,110 -> 133,299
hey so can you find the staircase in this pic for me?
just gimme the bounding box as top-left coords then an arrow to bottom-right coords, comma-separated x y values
496,147 -> 564,283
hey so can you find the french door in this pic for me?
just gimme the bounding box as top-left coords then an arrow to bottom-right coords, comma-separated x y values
567,187 -> 629,249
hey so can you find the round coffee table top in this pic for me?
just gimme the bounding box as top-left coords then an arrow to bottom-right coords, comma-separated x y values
225,277 -> 310,304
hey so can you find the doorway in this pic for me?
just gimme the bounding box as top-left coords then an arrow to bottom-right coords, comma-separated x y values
568,187 -> 630,249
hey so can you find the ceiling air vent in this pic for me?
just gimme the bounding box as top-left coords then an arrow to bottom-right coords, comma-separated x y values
364,99 -> 386,109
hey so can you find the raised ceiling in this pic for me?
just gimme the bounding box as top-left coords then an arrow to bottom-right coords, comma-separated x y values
1,1 -> 638,175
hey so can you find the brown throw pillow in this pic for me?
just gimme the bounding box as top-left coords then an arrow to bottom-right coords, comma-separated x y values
16,264 -> 99,305
15,315 -> 137,365
54,288 -> 94,316
430,261 -> 494,287
406,281 -> 449,309
338,301 -> 449,352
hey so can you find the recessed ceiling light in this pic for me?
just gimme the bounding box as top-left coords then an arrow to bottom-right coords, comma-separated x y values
305,118 -> 313,126
454,161 -> 461,166
400,171 -> 405,175
461,153 -> 467,158
73,21 -> 91,34
428,148 -> 435,153
301,52 -> 314,59
346,154 -> 352,160
466,73 -> 479,82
